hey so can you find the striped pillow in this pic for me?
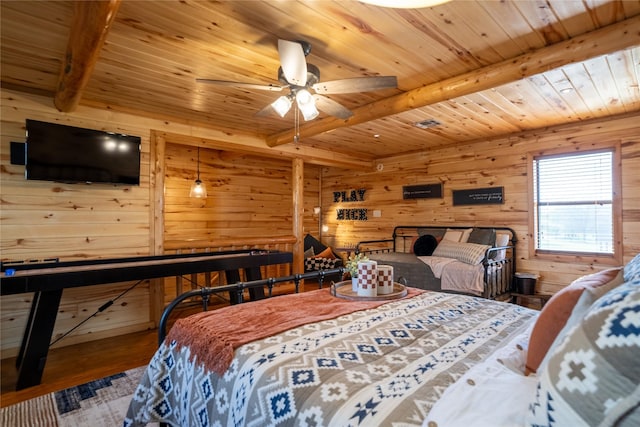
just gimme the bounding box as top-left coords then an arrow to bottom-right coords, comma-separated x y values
432,240 -> 490,265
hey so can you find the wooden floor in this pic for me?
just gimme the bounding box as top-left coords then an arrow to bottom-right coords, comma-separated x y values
0,328 -> 159,408
0,281 -> 320,408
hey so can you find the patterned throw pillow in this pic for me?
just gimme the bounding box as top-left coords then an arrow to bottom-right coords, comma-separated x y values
304,257 -> 341,271
431,240 -> 490,265
526,279 -> 640,427
525,268 -> 624,375
624,252 -> 640,282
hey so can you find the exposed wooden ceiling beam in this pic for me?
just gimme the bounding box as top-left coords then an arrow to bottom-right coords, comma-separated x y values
157,131 -> 374,170
266,14 -> 640,147
54,0 -> 121,112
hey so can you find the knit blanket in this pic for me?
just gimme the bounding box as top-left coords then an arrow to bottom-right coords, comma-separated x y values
166,287 -> 424,375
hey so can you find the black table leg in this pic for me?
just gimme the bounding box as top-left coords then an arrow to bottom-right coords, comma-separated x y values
15,289 -> 63,390
225,268 -> 264,302
245,267 -> 264,300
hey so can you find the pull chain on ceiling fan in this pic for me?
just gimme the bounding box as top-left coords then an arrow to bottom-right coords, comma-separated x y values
196,39 -> 398,122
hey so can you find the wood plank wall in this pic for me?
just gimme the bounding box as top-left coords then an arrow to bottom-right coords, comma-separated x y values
163,142 -> 319,242
0,93 -> 154,358
1,88 -> 638,358
320,112 -> 640,295
0,90 -> 320,357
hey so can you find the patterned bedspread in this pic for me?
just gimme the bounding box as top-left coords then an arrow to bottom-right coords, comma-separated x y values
124,290 -> 536,427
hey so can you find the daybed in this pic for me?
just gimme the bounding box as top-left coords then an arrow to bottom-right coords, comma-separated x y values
124,253 -> 640,426
356,225 -> 516,299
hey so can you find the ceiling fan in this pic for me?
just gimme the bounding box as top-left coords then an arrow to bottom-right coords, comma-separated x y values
196,39 -> 398,121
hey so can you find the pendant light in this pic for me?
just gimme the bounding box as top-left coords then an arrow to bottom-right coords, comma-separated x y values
189,146 -> 207,198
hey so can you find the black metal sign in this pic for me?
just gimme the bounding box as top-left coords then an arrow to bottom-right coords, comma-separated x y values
402,183 -> 443,199
453,187 -> 504,205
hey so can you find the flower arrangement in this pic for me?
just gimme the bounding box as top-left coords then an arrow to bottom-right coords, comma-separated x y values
345,252 -> 369,278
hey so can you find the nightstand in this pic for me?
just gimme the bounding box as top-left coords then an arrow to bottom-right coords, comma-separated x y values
511,292 -> 553,310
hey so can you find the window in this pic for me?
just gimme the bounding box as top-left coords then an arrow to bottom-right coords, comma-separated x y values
533,150 -> 615,255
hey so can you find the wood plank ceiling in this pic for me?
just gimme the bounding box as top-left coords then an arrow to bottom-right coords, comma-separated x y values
2,0 -> 639,163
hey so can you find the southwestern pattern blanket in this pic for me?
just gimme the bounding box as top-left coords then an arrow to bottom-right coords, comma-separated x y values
124,290 -> 536,426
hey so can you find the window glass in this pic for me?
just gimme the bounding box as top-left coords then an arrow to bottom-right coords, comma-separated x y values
533,150 -> 613,254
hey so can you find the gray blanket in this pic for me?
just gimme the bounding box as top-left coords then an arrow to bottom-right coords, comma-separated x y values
369,252 -> 440,290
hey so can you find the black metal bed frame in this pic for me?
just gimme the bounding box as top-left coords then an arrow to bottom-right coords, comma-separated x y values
355,225 -> 517,300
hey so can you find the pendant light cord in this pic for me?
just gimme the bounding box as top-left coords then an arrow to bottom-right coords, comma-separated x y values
196,146 -> 201,180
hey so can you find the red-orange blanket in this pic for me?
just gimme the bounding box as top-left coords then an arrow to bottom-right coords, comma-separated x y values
166,287 -> 424,375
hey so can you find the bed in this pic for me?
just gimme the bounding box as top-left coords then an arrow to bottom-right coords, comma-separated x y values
124,253 -> 640,427
356,225 -> 516,299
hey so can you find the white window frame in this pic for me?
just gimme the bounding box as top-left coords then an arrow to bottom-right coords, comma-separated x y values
527,144 -> 622,265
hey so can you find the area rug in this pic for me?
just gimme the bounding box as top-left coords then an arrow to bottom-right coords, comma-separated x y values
1,366 -> 157,427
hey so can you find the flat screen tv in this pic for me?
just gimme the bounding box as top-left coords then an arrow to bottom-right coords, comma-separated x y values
25,119 -> 141,185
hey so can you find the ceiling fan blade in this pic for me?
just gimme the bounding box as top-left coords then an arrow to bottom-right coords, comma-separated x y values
196,79 -> 285,92
313,94 -> 353,120
278,39 -> 307,86
312,76 -> 397,94
254,103 -> 278,117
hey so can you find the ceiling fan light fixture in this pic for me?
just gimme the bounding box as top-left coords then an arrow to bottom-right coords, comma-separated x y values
359,0 -> 451,8
296,89 -> 319,121
271,95 -> 292,117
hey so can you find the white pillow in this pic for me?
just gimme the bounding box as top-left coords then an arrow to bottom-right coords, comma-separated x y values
443,229 -> 463,242
432,240 -> 490,265
494,233 -> 510,261
460,228 -> 473,243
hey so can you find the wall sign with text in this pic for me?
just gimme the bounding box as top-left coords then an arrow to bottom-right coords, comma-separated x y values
452,187 -> 504,205
334,188 -> 368,221
333,189 -> 366,202
336,208 -> 368,221
403,183 -> 443,199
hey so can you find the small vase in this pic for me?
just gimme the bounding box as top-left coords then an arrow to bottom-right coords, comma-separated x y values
352,277 -> 358,292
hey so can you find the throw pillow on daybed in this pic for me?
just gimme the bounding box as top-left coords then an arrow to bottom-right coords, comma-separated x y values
314,247 -> 337,259
304,246 -> 315,259
413,234 -> 439,256
526,278 -> 640,427
524,267 -> 624,375
493,233 -> 510,261
467,227 -> 496,246
442,228 -> 473,243
431,240 -> 490,265
303,234 -> 328,255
